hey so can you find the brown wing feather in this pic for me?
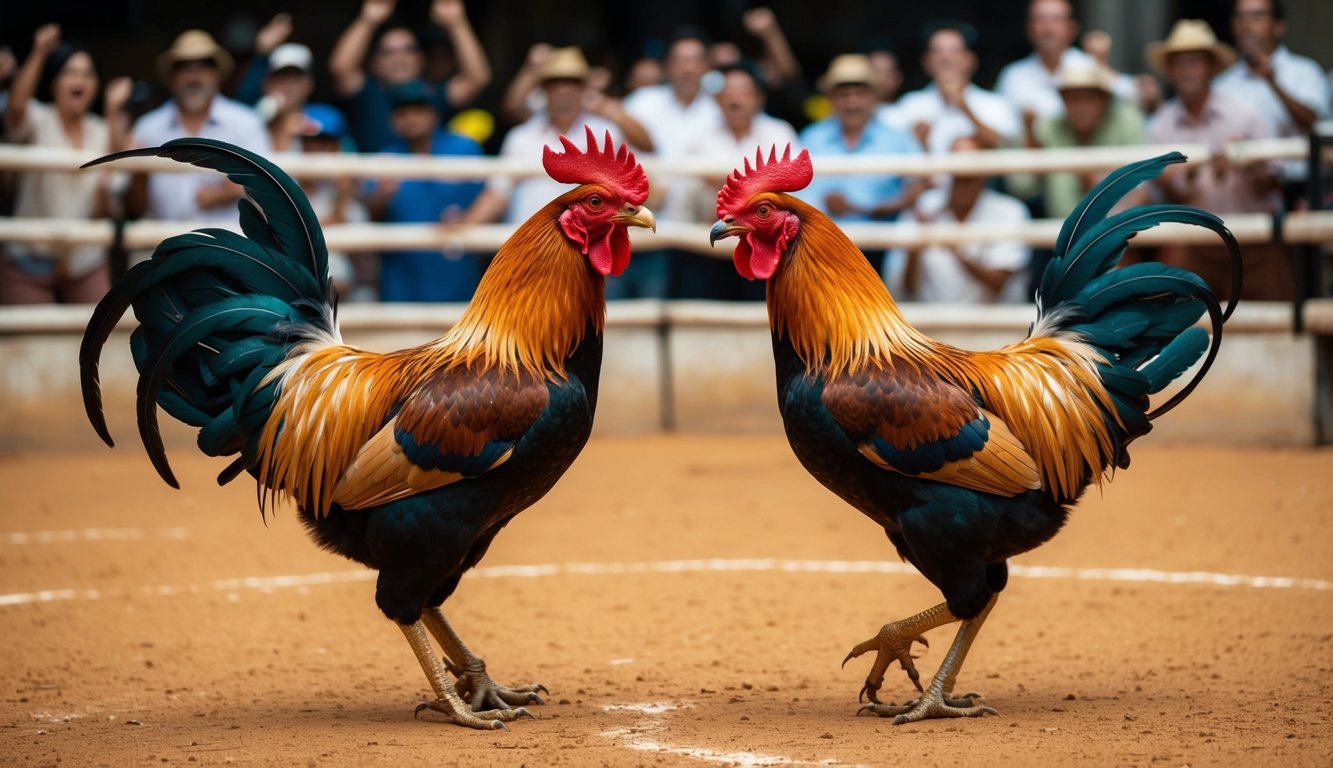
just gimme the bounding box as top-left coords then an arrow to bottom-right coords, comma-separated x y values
331,365 -> 548,510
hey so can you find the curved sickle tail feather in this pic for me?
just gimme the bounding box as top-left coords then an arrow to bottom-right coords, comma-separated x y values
1034,152 -> 1242,466
79,139 -> 335,489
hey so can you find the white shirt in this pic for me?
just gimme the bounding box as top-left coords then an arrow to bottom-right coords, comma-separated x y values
132,94 -> 272,223
673,112 -> 798,223
8,100 -> 111,276
885,83 -> 1022,153
487,112 -> 621,223
1214,45 -> 1331,180
995,48 -> 1138,119
623,83 -> 723,222
885,185 -> 1031,303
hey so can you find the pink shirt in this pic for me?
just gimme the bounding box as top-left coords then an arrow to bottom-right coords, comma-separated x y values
1145,90 -> 1277,214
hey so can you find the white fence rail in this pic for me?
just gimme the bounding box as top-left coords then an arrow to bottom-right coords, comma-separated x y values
0,137 -> 1327,256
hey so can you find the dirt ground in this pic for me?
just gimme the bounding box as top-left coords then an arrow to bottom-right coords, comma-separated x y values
2,435 -> 1331,767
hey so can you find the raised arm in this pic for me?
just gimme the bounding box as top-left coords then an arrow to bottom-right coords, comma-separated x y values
4,23 -> 60,138
329,0 -> 396,98
500,43 -> 550,124
743,8 -> 801,89
431,0 -> 492,108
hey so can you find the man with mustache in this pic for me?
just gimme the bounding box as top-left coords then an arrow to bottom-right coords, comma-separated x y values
127,29 -> 271,225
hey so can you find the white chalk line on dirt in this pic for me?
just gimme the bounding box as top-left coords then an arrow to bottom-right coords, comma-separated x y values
1,527 -> 190,545
2,557 -> 1330,607
600,702 -> 858,767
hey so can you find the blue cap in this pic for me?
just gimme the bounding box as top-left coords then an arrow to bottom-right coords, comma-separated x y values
386,79 -> 437,109
301,104 -> 347,140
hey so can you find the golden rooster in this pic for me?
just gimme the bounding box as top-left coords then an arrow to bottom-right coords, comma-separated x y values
710,146 -> 1239,723
80,127 -> 654,729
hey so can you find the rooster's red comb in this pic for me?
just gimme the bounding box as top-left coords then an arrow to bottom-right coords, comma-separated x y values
542,125 -> 648,206
716,145 -> 813,218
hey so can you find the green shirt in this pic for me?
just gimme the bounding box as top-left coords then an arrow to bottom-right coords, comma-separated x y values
1035,99 -> 1145,218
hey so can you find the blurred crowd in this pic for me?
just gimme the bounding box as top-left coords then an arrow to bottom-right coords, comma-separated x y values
0,0 -> 1328,305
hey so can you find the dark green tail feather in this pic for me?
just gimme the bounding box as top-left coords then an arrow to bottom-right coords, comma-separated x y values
80,140 -> 333,488
1036,152 -> 1242,466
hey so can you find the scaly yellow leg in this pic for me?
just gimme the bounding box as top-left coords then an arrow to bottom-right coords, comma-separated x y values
857,595 -> 1000,723
398,620 -> 532,730
422,607 -> 547,712
842,601 -> 957,703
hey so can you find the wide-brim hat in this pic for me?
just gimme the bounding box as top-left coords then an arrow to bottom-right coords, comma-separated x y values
535,47 -> 590,83
1145,19 -> 1237,74
157,29 -> 234,82
818,54 -> 880,93
1055,61 -> 1114,94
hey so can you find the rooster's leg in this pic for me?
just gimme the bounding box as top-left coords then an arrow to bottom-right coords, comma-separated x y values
399,620 -> 533,729
859,595 -> 999,723
423,607 -> 548,712
842,601 -> 957,704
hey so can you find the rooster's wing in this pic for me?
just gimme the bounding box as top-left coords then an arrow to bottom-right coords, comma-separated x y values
821,367 -> 1042,497
331,364 -> 550,510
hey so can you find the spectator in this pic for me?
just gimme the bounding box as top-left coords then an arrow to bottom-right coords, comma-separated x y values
2,24 -> 130,304
1214,0 -> 1330,197
364,80 -> 485,302
329,0 -> 490,152
499,45 -> 651,153
623,28 -> 722,298
737,8 -> 802,92
128,29 -> 270,224
623,55 -> 664,96
1145,19 -> 1287,301
863,42 -> 905,121
233,14 -> 330,152
886,135 -> 1031,304
1028,62 -> 1145,219
995,0 -> 1137,147
887,21 -> 1021,153
674,62 -> 797,300
296,105 -> 373,300
798,53 -> 924,277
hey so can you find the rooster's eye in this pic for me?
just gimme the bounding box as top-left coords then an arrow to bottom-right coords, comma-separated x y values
588,195 -> 603,209
756,204 -> 772,219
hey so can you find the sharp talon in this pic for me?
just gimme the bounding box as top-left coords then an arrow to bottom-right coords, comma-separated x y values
536,684 -> 550,695
493,720 -> 509,731
916,635 -> 929,649
528,693 -> 545,705
982,706 -> 999,717
413,702 -> 429,719
841,652 -> 855,669
513,707 -> 533,720
856,705 -> 876,717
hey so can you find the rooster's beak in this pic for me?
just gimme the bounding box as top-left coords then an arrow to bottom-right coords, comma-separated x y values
616,205 -> 656,232
710,220 -> 748,246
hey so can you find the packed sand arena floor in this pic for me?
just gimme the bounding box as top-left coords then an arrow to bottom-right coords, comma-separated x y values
2,435 -> 1331,767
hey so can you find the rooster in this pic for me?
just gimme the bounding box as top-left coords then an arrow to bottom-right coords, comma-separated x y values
710,147 -> 1240,724
80,127 -> 655,730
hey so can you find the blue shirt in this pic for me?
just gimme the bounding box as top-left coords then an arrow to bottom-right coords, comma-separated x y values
342,78 -> 450,153
369,129 -> 485,302
796,118 -> 921,223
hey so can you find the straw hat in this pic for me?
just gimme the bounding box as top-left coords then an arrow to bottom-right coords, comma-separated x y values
1055,61 -> 1114,94
157,29 -> 234,82
818,54 -> 880,92
1145,19 -> 1236,74
535,47 -> 590,83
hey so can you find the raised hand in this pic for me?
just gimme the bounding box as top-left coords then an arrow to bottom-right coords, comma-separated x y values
33,23 -> 61,55
104,76 -> 133,114
430,0 -> 466,27
360,0 -> 396,25
255,13 -> 293,55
